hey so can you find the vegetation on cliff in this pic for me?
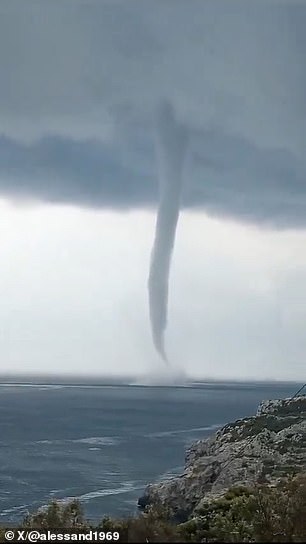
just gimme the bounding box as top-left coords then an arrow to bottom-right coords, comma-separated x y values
0,474 -> 305,542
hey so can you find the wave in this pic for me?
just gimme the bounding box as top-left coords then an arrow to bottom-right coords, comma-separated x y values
0,383 -> 134,390
35,426 -> 221,447
36,436 -> 121,447
0,383 -> 117,391
0,384 -> 67,389
0,504 -> 30,517
77,483 -> 142,502
49,489 -> 65,496
158,466 -> 184,482
47,482 -> 142,506
73,437 -> 120,446
146,423 -> 223,438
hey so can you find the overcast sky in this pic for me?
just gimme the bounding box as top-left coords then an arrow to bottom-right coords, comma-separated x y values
0,0 -> 305,381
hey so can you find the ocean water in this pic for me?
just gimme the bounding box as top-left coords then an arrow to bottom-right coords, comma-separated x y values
0,381 -> 300,525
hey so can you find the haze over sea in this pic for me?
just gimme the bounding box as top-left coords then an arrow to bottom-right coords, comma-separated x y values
0,378 -> 301,525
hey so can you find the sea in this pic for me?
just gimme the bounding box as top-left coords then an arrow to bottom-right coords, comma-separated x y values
0,380 -> 301,525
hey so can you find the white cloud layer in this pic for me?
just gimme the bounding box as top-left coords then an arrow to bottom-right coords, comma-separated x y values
0,200 -> 304,381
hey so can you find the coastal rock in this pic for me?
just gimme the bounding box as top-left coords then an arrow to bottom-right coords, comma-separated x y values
138,395 -> 306,518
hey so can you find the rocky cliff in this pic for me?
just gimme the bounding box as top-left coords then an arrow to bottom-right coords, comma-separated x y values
138,396 -> 306,522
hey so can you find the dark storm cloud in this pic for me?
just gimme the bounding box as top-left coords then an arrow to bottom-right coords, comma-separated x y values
0,0 -> 305,227
187,128 -> 306,228
1,128 -> 305,227
0,135 -> 156,207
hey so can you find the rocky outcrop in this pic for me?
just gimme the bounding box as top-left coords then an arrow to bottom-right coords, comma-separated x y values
138,396 -> 306,521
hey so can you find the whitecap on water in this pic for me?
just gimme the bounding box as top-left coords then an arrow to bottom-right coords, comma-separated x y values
0,504 -> 30,516
158,466 -> 184,482
74,437 -> 120,446
54,482 -> 143,505
146,423 -> 223,438
36,436 -> 120,447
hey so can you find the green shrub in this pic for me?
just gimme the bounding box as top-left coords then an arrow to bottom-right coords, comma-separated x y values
23,499 -> 89,530
193,473 -> 306,542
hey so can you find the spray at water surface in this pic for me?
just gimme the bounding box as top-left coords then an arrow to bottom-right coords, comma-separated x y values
148,102 -> 187,362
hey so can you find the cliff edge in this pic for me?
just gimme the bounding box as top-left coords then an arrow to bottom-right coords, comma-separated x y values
138,396 -> 306,521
